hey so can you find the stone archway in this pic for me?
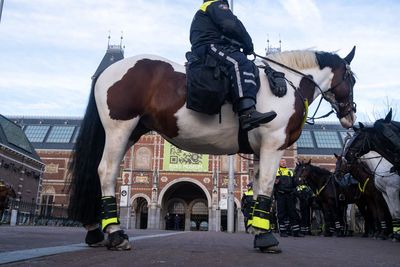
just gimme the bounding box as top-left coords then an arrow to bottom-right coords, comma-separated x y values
159,178 -> 211,231
130,193 -> 151,229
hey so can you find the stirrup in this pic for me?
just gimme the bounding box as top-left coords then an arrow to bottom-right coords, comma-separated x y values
240,111 -> 277,131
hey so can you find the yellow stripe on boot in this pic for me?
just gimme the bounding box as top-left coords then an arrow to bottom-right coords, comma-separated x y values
102,217 -> 119,231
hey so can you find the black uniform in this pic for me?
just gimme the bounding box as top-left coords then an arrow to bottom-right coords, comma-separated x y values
275,167 -> 302,236
241,188 -> 253,230
189,0 -> 276,131
190,0 -> 256,107
296,185 -> 314,234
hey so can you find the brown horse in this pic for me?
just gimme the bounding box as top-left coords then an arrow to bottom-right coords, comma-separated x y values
0,184 -> 17,221
294,161 -> 373,237
68,48 -> 357,251
334,154 -> 393,239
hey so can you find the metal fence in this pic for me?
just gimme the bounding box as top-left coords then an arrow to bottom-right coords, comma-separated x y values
1,199 -> 81,227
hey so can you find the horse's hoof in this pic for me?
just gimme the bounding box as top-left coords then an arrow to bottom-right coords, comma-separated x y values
85,227 -> 105,247
254,232 -> 279,249
107,230 -> 131,251
259,245 -> 282,254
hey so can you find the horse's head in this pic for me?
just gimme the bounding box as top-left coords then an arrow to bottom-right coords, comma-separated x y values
316,46 -> 357,129
294,160 -> 312,185
344,122 -> 374,163
334,153 -> 350,181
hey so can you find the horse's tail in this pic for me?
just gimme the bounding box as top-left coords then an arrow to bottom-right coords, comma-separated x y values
67,78 -> 105,225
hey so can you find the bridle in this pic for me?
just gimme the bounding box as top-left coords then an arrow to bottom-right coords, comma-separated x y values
253,52 -> 356,123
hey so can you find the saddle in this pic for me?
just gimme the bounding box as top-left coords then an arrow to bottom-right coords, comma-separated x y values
185,51 -> 230,115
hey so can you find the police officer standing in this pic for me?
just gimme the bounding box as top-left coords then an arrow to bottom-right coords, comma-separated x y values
190,0 -> 277,131
296,184 -> 314,235
274,159 -> 304,237
241,182 -> 253,233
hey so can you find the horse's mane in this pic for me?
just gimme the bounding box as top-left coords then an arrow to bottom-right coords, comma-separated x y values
267,50 -> 318,70
309,164 -> 332,176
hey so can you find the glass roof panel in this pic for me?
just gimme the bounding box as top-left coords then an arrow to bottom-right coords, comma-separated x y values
297,130 -> 314,148
24,125 -> 50,143
314,131 -> 342,148
46,126 -> 75,143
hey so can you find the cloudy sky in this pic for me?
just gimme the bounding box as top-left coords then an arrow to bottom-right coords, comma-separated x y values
0,0 -> 399,123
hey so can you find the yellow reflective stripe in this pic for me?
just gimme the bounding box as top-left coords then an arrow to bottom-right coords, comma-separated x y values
276,168 -> 293,176
252,216 -> 270,230
358,177 -> 370,193
102,217 -> 118,231
394,226 -> 400,232
316,184 -> 326,196
244,190 -> 253,196
301,99 -> 309,127
199,0 -> 218,12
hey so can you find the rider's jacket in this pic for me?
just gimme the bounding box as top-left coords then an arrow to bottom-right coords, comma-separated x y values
190,0 -> 253,54
275,167 -> 296,194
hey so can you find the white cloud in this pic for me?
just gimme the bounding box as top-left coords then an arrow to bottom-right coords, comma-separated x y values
0,0 -> 399,121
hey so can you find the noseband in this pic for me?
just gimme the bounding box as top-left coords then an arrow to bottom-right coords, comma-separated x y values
323,64 -> 357,119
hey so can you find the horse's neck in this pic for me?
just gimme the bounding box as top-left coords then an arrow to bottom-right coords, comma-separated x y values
350,162 -> 371,183
309,168 -> 330,188
303,67 -> 333,103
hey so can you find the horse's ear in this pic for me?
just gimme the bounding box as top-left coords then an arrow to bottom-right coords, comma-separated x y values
384,108 -> 392,123
344,46 -> 356,64
353,125 -> 359,132
358,122 -> 365,128
334,153 -> 339,159
307,159 -> 311,164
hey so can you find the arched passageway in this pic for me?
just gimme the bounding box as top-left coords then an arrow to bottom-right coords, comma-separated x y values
162,181 -> 209,231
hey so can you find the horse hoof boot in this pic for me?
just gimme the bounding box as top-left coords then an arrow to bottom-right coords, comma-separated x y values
85,228 -> 105,247
259,245 -> 282,254
254,232 -> 280,253
107,230 -> 132,251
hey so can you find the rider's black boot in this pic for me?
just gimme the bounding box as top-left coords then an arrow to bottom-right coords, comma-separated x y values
238,98 -> 277,131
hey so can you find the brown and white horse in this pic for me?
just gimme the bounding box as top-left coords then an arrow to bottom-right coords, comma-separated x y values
68,47 -> 357,251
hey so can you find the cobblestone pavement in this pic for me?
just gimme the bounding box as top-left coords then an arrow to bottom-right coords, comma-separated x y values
0,226 -> 398,267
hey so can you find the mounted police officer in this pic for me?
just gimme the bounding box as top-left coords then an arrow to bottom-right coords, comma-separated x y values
241,182 -> 253,232
190,0 -> 277,131
274,159 -> 304,237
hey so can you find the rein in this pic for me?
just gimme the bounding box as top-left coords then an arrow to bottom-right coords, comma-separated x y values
358,177 -> 370,193
253,52 -> 355,123
314,174 -> 332,196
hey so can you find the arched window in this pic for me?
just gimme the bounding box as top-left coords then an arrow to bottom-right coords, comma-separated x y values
134,147 -> 152,170
168,201 -> 185,214
192,202 -> 208,215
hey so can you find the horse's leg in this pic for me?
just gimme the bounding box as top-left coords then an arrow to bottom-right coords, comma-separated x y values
248,147 -> 283,253
97,121 -> 139,250
385,183 -> 400,241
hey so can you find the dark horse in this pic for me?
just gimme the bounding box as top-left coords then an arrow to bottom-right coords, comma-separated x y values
294,161 -> 371,237
345,109 -> 400,174
0,184 -> 16,221
68,48 -> 357,251
334,154 -> 392,239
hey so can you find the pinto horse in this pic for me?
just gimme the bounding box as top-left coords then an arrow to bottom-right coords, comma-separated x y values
0,184 -> 16,221
334,154 -> 393,239
68,47 -> 357,251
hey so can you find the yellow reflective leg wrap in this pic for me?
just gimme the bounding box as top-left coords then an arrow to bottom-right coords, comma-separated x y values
393,218 -> 400,233
251,195 -> 272,231
101,196 -> 119,232
247,200 -> 256,227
